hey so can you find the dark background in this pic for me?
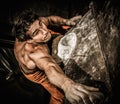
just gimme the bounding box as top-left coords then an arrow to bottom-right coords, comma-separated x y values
0,0 -> 120,104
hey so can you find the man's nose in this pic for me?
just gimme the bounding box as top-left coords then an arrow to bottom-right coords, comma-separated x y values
42,29 -> 48,35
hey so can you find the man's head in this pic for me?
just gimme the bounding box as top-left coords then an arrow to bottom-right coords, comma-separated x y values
12,9 -> 52,43
12,9 -> 39,41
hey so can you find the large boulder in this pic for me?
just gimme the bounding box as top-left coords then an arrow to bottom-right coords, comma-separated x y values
57,1 -> 120,104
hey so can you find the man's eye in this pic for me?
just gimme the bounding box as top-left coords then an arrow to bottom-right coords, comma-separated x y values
32,29 -> 39,37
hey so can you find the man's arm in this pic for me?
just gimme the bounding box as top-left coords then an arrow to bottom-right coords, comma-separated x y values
29,50 -> 104,104
39,15 -> 82,27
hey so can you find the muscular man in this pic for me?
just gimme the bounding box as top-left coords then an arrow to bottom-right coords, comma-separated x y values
12,9 -> 103,104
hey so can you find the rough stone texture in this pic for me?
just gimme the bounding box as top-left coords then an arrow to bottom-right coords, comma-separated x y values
57,1 -> 120,104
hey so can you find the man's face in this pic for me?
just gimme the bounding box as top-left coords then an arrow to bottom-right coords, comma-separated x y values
26,19 -> 51,43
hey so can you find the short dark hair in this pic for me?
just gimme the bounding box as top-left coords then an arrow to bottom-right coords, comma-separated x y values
12,8 -> 39,41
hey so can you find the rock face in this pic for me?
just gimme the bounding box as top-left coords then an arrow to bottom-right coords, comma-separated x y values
57,1 -> 120,104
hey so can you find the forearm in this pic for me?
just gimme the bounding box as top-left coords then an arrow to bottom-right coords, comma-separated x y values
45,63 -> 74,91
40,16 -> 74,27
47,16 -> 68,26
30,53 -> 74,92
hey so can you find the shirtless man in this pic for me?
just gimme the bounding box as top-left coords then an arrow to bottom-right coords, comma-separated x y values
12,9 -> 103,104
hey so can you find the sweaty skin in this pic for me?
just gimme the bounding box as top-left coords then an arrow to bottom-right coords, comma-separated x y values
14,15 -> 103,104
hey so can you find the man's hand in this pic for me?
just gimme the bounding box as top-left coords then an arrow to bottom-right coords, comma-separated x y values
70,15 -> 82,24
62,80 -> 104,104
63,15 -> 82,26
61,15 -> 82,31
